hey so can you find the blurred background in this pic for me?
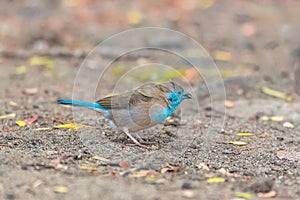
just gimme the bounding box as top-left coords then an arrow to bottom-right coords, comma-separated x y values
1,0 -> 300,64
2,0 -> 300,96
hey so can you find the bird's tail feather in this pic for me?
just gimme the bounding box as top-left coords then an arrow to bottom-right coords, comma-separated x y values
57,99 -> 102,110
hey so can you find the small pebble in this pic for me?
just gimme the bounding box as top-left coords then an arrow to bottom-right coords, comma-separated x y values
283,122 -> 294,129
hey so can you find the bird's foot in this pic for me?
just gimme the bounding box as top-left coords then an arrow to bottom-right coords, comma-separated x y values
135,133 -> 155,145
121,127 -> 152,149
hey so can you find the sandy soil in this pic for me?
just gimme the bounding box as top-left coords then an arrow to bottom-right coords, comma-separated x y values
0,1 -> 300,200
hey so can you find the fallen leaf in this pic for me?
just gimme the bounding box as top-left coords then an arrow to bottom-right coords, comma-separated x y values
259,116 -> 269,121
261,87 -> 292,102
25,115 -> 38,125
161,164 -> 181,173
234,191 -> 253,199
0,113 -> 16,119
92,156 -> 110,163
213,50 -> 232,61
127,11 -> 143,25
145,174 -> 165,184
277,151 -> 300,161
35,127 -> 52,131
229,141 -> 247,146
257,190 -> 277,198
15,116 -> 38,126
9,101 -> 18,106
23,88 -> 38,95
14,65 -> 27,75
29,56 -> 55,68
119,161 -> 129,168
207,177 -> 225,183
79,165 -> 97,171
16,120 -> 27,126
53,186 -> 68,193
283,122 -> 294,129
53,123 -> 94,129
198,0 -> 214,9
236,133 -> 253,137
132,170 -> 155,178
270,116 -> 284,122
224,100 -> 234,108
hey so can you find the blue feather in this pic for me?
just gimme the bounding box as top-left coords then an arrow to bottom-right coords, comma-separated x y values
57,99 -> 106,110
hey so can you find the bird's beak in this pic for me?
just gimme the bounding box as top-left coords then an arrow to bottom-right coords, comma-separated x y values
183,92 -> 192,99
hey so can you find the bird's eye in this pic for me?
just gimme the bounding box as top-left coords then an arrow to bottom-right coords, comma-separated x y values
178,91 -> 182,95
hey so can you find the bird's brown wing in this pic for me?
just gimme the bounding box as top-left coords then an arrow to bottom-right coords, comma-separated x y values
97,88 -> 154,109
96,82 -> 172,109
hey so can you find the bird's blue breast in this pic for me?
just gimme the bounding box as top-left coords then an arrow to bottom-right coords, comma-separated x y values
150,106 -> 175,123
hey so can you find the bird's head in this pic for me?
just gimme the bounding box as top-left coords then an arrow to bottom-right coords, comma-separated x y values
163,81 -> 192,108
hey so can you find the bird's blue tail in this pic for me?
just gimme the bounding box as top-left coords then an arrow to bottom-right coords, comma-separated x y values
57,99 -> 103,110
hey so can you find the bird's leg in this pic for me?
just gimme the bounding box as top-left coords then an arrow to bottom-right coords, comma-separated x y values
121,127 -> 150,149
135,133 -> 155,145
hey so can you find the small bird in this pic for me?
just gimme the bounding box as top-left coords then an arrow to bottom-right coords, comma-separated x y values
57,81 -> 191,148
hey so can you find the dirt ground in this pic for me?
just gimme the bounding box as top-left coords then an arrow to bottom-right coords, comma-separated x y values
0,1 -> 300,200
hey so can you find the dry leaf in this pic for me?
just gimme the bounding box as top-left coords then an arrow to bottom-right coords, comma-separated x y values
16,115 -> 38,126
224,100 -> 234,108
270,116 -> 284,121
229,141 -> 247,146
35,127 -> 52,131
132,170 -> 155,178
207,177 -> 225,183
92,156 -> 110,163
25,115 -> 38,125
119,161 -> 129,168
23,88 -> 38,95
257,190 -> 277,198
9,101 -> 18,106
198,0 -> 214,8
236,133 -> 253,137
53,123 -> 94,129
0,113 -> 16,119
16,120 -> 27,126
145,174 -> 165,183
260,116 -> 269,121
270,116 -> 284,122
234,191 -> 253,199
53,186 -> 68,193
29,56 -> 55,68
213,51 -> 232,61
14,65 -> 27,75
127,11 -> 143,25
79,165 -> 97,171
261,87 -> 292,102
